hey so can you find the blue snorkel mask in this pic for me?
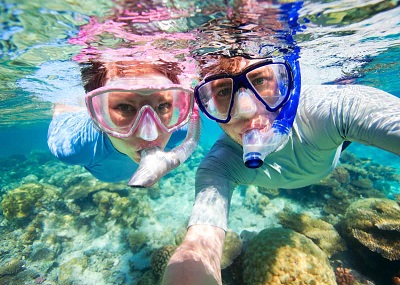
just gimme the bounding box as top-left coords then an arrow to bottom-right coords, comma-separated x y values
194,50 -> 301,168
242,51 -> 301,168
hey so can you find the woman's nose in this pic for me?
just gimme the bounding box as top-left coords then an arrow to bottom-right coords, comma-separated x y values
232,88 -> 258,119
135,111 -> 159,141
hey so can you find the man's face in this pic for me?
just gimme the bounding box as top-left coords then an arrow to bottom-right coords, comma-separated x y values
214,58 -> 280,146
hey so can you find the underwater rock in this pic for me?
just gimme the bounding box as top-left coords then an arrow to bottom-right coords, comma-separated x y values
257,186 -> 280,198
0,257 -> 25,276
57,256 -> 89,284
342,198 -> 400,261
127,231 -> 148,253
150,245 -> 177,280
242,228 -> 337,285
242,185 -> 271,216
136,270 -> 158,285
221,230 -> 242,269
278,210 -> 347,257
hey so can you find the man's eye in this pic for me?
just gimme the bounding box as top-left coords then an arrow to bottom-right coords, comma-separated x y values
252,77 -> 266,86
216,87 -> 231,98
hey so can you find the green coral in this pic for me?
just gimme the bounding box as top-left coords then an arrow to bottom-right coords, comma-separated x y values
221,231 -> 242,269
1,183 -> 44,220
342,198 -> 400,261
242,228 -> 336,285
92,190 -> 149,228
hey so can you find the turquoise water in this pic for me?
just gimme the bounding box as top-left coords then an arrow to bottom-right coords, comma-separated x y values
0,1 -> 399,284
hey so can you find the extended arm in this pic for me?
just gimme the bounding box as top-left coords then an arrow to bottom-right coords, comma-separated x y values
162,224 -> 225,285
298,85 -> 400,155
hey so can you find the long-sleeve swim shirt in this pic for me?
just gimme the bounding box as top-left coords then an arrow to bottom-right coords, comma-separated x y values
47,111 -> 186,182
189,85 -> 400,231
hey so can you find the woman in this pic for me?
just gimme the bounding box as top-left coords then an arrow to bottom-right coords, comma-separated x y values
48,60 -> 199,186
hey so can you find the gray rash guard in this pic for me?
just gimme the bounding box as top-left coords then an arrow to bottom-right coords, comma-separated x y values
189,85 -> 400,231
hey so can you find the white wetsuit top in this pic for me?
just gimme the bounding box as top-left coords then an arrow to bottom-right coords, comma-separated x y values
189,85 -> 400,231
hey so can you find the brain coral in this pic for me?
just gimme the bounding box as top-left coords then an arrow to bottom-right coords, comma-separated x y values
242,228 -> 336,285
151,245 -> 177,280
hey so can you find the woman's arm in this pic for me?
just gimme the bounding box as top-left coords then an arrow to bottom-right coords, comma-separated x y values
162,224 -> 225,285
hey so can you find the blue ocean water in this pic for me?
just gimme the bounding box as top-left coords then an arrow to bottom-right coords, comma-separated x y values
0,1 -> 399,285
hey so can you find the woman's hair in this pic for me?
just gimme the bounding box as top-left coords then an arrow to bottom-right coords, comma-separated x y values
81,60 -> 183,93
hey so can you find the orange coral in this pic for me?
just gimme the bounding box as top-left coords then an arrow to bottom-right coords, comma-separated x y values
335,267 -> 355,285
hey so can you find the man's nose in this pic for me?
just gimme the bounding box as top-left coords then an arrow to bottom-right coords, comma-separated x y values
232,88 -> 258,119
135,111 -> 159,141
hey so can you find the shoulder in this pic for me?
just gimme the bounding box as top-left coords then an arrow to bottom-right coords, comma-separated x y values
197,134 -> 254,183
47,111 -> 102,165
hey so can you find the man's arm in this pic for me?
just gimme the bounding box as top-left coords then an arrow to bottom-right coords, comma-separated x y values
162,224 -> 225,285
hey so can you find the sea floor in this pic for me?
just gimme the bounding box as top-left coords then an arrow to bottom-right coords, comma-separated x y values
0,145 -> 399,285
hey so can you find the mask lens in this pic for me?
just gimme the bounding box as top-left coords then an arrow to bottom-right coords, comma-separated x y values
246,63 -> 290,109
197,78 -> 233,121
88,88 -> 192,136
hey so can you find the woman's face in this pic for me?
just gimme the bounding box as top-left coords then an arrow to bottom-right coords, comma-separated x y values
216,59 -> 279,146
105,72 -> 174,163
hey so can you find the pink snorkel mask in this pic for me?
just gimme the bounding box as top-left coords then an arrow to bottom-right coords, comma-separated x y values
86,85 -> 194,138
85,77 -> 200,187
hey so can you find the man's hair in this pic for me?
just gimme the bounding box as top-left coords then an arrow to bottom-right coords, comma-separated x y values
80,60 -> 182,93
196,56 -> 250,78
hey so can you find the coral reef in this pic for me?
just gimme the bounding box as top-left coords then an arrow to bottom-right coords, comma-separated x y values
342,198 -> 400,261
150,245 -> 178,280
278,210 -> 347,257
335,267 -> 355,285
0,144 -> 398,285
221,230 -> 242,269
242,227 -> 337,285
243,185 -> 271,217
1,183 -> 44,220
57,256 -> 89,284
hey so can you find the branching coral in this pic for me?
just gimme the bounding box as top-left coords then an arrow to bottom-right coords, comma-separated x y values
342,198 -> 400,261
278,210 -> 346,257
1,183 -> 44,220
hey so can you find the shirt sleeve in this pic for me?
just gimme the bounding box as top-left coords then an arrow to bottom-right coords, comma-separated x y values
298,85 -> 400,155
47,111 -> 137,182
188,134 -> 254,231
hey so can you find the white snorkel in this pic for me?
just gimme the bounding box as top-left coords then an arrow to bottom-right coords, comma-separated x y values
128,106 -> 201,187
242,53 -> 301,168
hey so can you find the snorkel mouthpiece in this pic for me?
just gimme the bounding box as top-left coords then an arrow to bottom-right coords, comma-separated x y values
128,108 -> 201,187
128,147 -> 179,187
242,128 -> 288,168
242,129 -> 264,168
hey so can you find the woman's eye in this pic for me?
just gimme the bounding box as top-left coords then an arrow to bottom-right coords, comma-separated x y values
157,102 -> 172,114
115,104 -> 135,113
